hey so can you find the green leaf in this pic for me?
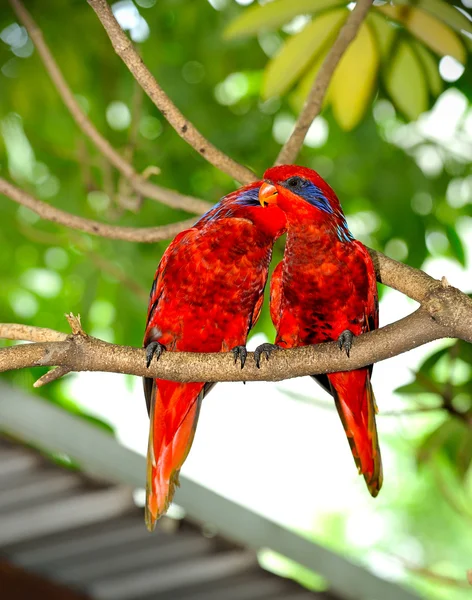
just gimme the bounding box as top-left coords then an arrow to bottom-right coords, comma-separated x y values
412,41 -> 443,96
395,380 -> 431,395
446,225 -> 466,266
289,46 -> 330,112
262,8 -> 348,99
384,39 -> 428,120
417,419 -> 459,465
224,0 -> 346,39
367,12 -> 397,60
456,429 -> 472,480
420,346 -> 451,375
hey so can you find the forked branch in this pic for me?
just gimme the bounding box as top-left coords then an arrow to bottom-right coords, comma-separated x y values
0,177 -> 196,243
87,0 -> 258,185
8,0 -> 210,215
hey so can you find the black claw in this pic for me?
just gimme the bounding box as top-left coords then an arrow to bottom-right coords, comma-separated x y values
145,341 -> 166,368
337,330 -> 354,358
232,345 -> 248,369
254,343 -> 279,369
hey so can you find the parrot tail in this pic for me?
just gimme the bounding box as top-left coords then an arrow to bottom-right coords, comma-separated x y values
145,381 -> 204,531
329,370 -> 383,497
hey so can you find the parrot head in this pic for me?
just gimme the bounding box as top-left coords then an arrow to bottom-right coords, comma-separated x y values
259,165 -> 344,221
259,165 -> 352,241
203,181 -> 287,239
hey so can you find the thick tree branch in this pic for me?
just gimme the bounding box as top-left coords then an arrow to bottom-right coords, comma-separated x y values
0,308 -> 451,381
9,0 -> 210,216
275,0 -> 374,165
87,0 -> 258,185
0,177 -> 196,243
1,275 -> 472,383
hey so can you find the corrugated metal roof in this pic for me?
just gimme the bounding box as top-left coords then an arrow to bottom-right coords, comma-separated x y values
0,438 -> 334,600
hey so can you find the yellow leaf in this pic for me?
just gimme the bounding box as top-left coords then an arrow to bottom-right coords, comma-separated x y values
262,9 -> 348,99
412,41 -> 443,97
394,0 -> 472,37
224,0 -> 345,39
377,5 -> 466,64
330,22 -> 379,130
367,13 -> 397,60
385,40 -> 428,121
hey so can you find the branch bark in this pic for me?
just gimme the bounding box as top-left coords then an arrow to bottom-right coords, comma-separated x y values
275,0 -> 374,165
1,274 -> 471,384
0,177 -> 196,243
87,0 -> 258,186
9,0 -> 211,216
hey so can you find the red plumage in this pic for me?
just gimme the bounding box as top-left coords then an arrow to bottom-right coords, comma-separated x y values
143,182 -> 286,529
260,165 -> 383,496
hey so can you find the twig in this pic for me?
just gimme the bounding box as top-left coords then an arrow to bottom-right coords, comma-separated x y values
275,0 -> 374,165
1,270 -> 472,382
8,0 -> 210,215
116,82 -> 145,213
0,177 -> 196,243
87,0 -> 258,185
389,553 -> 472,589
34,366 -> 71,388
0,324 -> 67,343
78,246 -> 149,301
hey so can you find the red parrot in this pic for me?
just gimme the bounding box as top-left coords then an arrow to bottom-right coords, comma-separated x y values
143,183 -> 286,530
256,165 -> 382,497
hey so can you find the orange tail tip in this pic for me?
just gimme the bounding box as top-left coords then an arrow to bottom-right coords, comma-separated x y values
329,371 -> 383,497
145,461 -> 180,531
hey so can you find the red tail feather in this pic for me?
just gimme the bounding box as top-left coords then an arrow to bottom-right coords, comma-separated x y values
329,369 -> 383,497
145,381 -> 204,530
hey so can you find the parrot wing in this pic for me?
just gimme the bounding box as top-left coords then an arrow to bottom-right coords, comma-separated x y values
269,261 -> 283,330
143,228 -> 197,416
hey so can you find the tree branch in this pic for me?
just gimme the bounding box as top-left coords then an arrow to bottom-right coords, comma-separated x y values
1,272 -> 471,384
275,0 -> 374,165
0,323 -> 67,343
8,0 -> 211,216
0,177 -> 196,243
86,0 -> 258,185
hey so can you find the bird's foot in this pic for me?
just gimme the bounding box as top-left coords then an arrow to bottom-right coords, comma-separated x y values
232,345 -> 248,369
145,341 -> 166,368
254,343 -> 279,369
337,330 -> 354,357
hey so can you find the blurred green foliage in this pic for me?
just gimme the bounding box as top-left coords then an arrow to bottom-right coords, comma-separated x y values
1,1 -> 472,598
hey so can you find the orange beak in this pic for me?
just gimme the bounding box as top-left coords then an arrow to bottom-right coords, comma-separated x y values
259,182 -> 278,207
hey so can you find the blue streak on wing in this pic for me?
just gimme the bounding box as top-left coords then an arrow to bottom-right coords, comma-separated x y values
234,187 -> 261,206
336,223 -> 354,243
198,186 -> 261,224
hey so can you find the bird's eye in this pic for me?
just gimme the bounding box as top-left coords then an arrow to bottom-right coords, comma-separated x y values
286,177 -> 304,188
